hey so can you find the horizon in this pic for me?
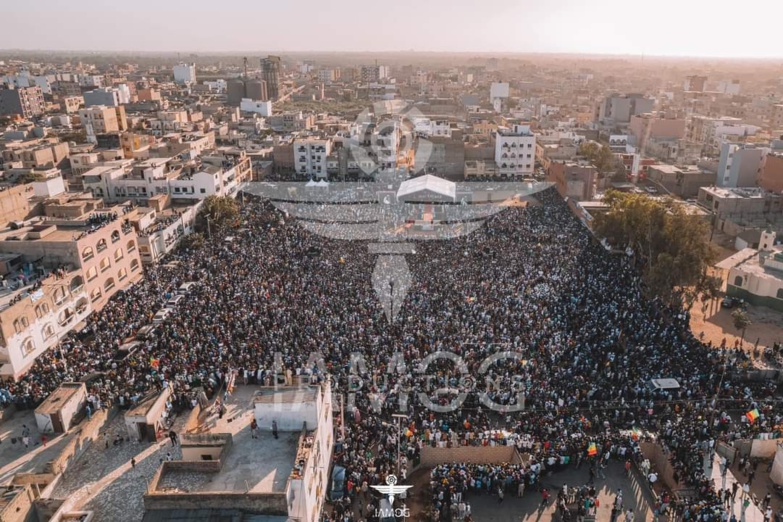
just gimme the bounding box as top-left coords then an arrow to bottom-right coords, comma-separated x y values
5,0 -> 783,59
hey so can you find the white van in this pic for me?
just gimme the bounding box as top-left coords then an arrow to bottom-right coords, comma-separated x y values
177,282 -> 198,295
152,308 -> 172,324
166,294 -> 184,309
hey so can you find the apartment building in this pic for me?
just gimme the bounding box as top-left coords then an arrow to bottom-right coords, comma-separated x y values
717,142 -> 767,188
78,106 -> 122,134
294,138 -> 332,179
268,112 -> 315,133
0,86 -> 45,119
597,94 -> 654,125
360,64 -> 389,83
494,125 -> 536,178
1,140 -> 70,170
0,200 -> 143,377
83,86 -> 128,108
547,161 -> 597,201
260,56 -> 281,100
173,63 -> 196,85
131,201 -> 201,264
61,96 -> 83,114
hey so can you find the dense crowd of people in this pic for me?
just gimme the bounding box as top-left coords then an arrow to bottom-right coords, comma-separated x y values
0,186 -> 779,521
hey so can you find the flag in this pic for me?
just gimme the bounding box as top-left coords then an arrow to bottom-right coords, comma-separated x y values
631,428 -> 641,441
746,408 -> 760,423
587,442 -> 598,456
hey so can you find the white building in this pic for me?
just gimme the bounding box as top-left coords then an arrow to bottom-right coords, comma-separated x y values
34,382 -> 86,433
414,118 -> 451,138
318,69 -> 336,83
294,138 -> 332,179
2,70 -> 53,95
717,142 -> 768,188
78,106 -> 120,134
717,80 -> 741,95
239,98 -> 273,117
78,75 -> 104,88
133,202 -> 201,264
721,231 -> 783,312
494,125 -> 536,178
173,63 -> 197,85
490,82 -> 510,112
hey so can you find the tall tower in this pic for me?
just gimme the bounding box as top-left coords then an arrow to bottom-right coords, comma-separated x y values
260,55 -> 281,100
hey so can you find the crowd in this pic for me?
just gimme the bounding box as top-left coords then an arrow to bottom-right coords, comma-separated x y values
0,187 -> 778,521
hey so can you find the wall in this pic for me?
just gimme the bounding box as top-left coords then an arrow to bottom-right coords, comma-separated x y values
750,437 -> 783,458
418,445 -> 522,467
760,154 -> 783,193
254,399 -> 318,431
0,184 -> 37,228
143,492 -> 288,514
46,408 -> 108,475
0,486 -> 35,522
770,445 -> 783,486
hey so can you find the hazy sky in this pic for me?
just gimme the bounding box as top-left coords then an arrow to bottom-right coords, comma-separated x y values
4,0 -> 783,58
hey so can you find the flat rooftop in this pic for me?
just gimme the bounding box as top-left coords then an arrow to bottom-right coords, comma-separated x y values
36,383 -> 84,415
156,432 -> 298,494
253,388 -> 317,404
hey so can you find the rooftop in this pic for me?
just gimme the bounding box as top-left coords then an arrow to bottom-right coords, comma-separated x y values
35,382 -> 85,415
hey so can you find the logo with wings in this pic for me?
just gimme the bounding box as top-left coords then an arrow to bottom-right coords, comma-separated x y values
371,475 -> 413,507
243,173 -> 552,323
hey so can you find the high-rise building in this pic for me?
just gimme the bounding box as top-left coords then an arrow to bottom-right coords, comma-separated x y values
684,75 -> 708,92
0,86 -> 45,119
261,56 -> 282,100
360,64 -> 389,83
173,63 -> 197,85
494,125 -> 536,178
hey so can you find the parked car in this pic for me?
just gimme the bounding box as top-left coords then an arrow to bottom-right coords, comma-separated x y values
152,308 -> 172,324
721,296 -> 735,308
166,294 -> 184,309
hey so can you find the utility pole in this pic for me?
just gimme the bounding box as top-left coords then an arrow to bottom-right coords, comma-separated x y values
340,393 -> 345,441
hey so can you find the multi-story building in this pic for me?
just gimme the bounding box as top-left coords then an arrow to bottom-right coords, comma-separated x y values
131,202 -> 201,264
294,138 -> 332,179
629,113 -> 686,152
687,115 -> 757,146
1,140 -> 70,170
78,106 -> 121,134
597,94 -> 654,125
83,87 -> 125,108
61,96 -> 83,114
684,75 -> 707,92
260,56 -> 282,100
758,150 -> 783,193
717,142 -> 767,188
318,69 -> 337,83
360,64 -> 389,83
494,125 -> 536,178
546,161 -> 597,201
0,86 -> 45,119
268,112 -> 314,133
0,199 -> 143,377
83,151 -> 251,204
173,63 -> 196,85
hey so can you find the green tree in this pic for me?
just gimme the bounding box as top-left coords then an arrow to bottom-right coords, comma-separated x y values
579,142 -> 616,177
594,190 -> 715,307
198,196 -> 239,235
731,308 -> 751,345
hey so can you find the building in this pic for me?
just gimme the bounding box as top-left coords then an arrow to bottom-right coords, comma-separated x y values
318,69 -> 337,83
1,140 -> 70,170
414,136 -> 465,179
268,112 -> 314,133
0,86 -> 45,118
261,56 -> 282,100
144,382 -> 333,522
173,63 -> 197,85
83,87 -> 123,108
721,231 -> 783,311
61,96 -> 83,114
78,106 -> 121,134
597,94 -> 654,125
494,125 -> 536,178
646,164 -> 715,198
684,75 -> 708,92
759,152 -> 783,193
360,64 -> 389,84
294,138 -> 332,179
629,113 -> 686,152
547,161 -> 597,201
697,186 -> 783,218
125,387 -> 173,441
131,201 -> 201,264
717,79 -> 741,95
687,115 -> 758,147
239,98 -> 272,116
717,142 -> 767,188
34,382 -> 87,433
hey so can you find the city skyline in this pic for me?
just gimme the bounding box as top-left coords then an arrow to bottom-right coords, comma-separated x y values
4,0 -> 783,59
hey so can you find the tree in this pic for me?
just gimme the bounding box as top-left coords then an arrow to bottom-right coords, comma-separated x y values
579,142 -> 616,177
594,190 -> 715,307
731,308 -> 751,345
198,196 -> 239,235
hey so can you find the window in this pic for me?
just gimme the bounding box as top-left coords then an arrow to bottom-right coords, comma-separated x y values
118,267 -> 128,281
86,266 -> 98,281
111,230 -> 121,243
22,338 -> 35,357
35,303 -> 49,318
127,240 -> 136,253
82,247 -> 94,261
200,188 -> 206,194
734,276 -> 743,287
20,317 -> 28,328
777,288 -> 783,300
53,287 -> 66,305
58,308 -> 74,326
114,248 -> 124,262
90,287 -> 102,302
70,275 -> 84,293
13,319 -> 23,334
100,257 -> 111,272
42,324 -> 55,340
96,239 -> 107,252
104,278 -> 116,292
130,259 -> 140,272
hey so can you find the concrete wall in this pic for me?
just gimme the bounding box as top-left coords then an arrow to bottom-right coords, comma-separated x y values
143,492 -> 288,514
47,408 -> 108,475
770,445 -> 783,486
750,437 -> 783,458
0,486 -> 36,522
254,399 -> 317,432
419,445 -> 522,467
